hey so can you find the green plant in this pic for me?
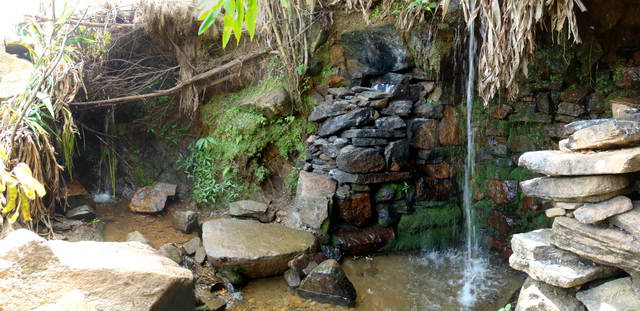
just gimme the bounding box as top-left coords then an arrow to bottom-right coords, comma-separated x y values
498,304 -> 512,311
88,218 -> 101,226
407,0 -> 439,14
197,0 -> 259,47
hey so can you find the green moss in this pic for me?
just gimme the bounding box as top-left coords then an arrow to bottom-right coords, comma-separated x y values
384,203 -> 462,251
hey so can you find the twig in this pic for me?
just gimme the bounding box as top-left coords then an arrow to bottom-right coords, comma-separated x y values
27,15 -> 135,29
70,50 -> 271,106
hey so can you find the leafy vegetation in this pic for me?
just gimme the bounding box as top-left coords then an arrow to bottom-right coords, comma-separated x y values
197,0 -> 260,47
0,147 -> 46,224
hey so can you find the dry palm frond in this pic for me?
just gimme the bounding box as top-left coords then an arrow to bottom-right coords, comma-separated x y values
450,0 -> 586,104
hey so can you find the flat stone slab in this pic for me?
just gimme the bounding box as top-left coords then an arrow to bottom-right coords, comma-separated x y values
610,201 -> 640,240
518,147 -> 640,176
294,171 -> 336,230
202,218 -> 316,278
574,196 -> 633,224
551,216 -> 640,273
228,200 -> 273,223
510,229 -> 618,288
515,277 -> 586,311
576,277 -> 640,311
566,119 -> 640,151
520,175 -> 631,203
329,169 -> 411,184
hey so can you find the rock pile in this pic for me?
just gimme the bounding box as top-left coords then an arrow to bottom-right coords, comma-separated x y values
512,99 -> 640,310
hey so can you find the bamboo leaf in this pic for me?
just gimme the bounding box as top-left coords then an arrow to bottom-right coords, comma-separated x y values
198,6 -> 222,35
222,12 -> 234,48
246,0 -> 258,39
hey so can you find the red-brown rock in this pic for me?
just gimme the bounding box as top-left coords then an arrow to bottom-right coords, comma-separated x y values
438,106 -> 463,146
490,104 -> 513,120
333,226 -> 395,255
414,119 -> 439,149
487,179 -> 517,205
427,179 -> 455,201
336,192 -> 373,227
421,162 -> 451,179
488,209 -> 511,235
288,253 -> 328,276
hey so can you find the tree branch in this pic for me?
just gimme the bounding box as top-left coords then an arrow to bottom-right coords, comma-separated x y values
70,50 -> 270,106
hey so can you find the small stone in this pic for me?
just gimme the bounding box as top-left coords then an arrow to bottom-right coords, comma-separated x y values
194,286 -> 227,311
412,119 -> 439,150
413,102 -> 443,119
438,106 -> 463,146
358,90 -> 389,100
421,162 -> 451,179
566,119 -> 640,151
302,261 -> 319,275
341,129 -> 394,138
126,231 -> 151,246
554,202 -> 582,210
285,269 -> 302,288
352,138 -> 388,146
560,85 -> 589,103
545,207 -> 566,218
563,119 -> 611,137
297,259 -> 357,307
321,245 -> 343,261
183,237 -> 201,256
375,116 -> 406,130
573,195 -> 633,224
228,200 -> 274,223
159,243 -> 182,264
487,180 -> 518,205
327,87 -> 353,97
610,202 -> 640,240
557,102 -> 586,117
382,100 -> 413,116
172,208 -> 198,233
384,140 -> 410,171
129,182 -> 177,213
65,205 -> 95,220
375,203 -> 391,227
336,146 -> 385,174
329,169 -> 411,184
491,104 -> 513,119
318,108 -> 375,137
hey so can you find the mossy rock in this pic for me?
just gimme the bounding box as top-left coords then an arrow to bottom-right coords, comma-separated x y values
383,226 -> 460,251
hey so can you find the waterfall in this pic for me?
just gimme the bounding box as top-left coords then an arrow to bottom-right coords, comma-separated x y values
457,0 -> 490,307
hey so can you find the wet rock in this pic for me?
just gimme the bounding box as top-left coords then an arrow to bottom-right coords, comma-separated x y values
352,138 -> 388,146
536,93 -> 552,114
611,98 -> 640,118
228,200 -> 274,223
159,243 -> 183,264
413,101 -> 443,118
576,277 -> 640,311
586,93 -> 607,114
375,116 -> 406,130
194,246 -> 207,264
202,218 -> 316,278
216,267 -> 247,288
172,208 -> 198,234
518,147 -> 640,176
566,119 -> 640,151
515,277 -> 585,311
64,222 -> 105,242
610,202 -> 640,240
250,87 -> 291,119
374,184 -> 397,203
52,219 -> 83,232
551,216 -> 640,273
563,119 -> 611,137
510,229 -> 619,288
615,66 -> 640,89
327,87 -> 353,98
336,146 -> 385,174
491,104 -> 513,119
285,269 -> 302,288
318,108 -> 375,137
375,203 -> 392,227
308,102 -> 353,122
384,140 -> 410,171
573,196 -> 632,224
321,245 -> 343,261
520,175 -> 631,203
421,162 -> 451,179
294,171 -> 336,230
333,226 -> 395,255
183,237 -> 201,256
487,179 -> 518,205
438,106 -> 463,146
337,192 -> 372,227
428,86 -> 442,102
65,205 -> 95,221
340,24 -> 411,79
560,85 -> 589,103
411,119 -> 439,149
488,136 -> 508,155
342,129 -> 394,138
297,259 -> 357,307
0,229 -> 193,311
557,102 -> 586,117
126,231 -> 151,246
194,286 -> 226,311
382,100 -> 413,116
0,53 -> 34,100
129,182 -> 176,213
288,253 -> 327,277
330,169 -> 411,184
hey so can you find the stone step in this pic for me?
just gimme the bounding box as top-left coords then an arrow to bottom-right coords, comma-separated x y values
520,175 -> 631,203
518,147 -> 640,176
573,196 -> 633,224
510,229 -> 618,288
202,218 -> 316,278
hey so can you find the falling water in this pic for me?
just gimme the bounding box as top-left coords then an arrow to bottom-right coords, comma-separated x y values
457,0 -> 491,307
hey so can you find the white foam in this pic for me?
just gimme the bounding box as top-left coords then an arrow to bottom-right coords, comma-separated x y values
92,192 -> 114,203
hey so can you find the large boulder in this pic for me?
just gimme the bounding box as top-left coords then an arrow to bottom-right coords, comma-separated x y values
520,175 -> 630,203
509,229 -> 619,288
336,146 -> 385,174
566,119 -> 640,151
202,218 -> 316,278
297,259 -> 357,307
573,196 -> 633,224
551,216 -> 640,273
129,182 -> 177,213
576,277 -> 640,311
0,53 -> 33,100
0,229 -> 193,311
249,87 -> 291,119
515,277 -> 585,311
293,171 -> 336,230
339,24 -> 411,80
518,147 -> 640,176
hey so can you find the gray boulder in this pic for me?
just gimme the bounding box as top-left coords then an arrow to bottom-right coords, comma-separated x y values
228,200 -> 274,223
518,147 -> 640,176
515,277 -> 585,311
573,196 -> 633,224
318,108 -> 375,137
336,145 -> 385,174
576,277 -> 640,311
171,208 -> 198,233
293,171 -> 336,230
520,175 -> 630,203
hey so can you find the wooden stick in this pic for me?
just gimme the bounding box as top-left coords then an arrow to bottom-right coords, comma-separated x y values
27,15 -> 135,29
70,50 -> 269,106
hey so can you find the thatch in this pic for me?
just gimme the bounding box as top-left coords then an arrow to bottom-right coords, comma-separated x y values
451,0 -> 586,104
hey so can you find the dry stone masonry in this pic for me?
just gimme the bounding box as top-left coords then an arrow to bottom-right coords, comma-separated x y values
512,98 -> 640,310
